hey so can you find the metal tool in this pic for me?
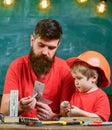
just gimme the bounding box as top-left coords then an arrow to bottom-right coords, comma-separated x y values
83,121 -> 112,126
10,90 -> 18,117
32,81 -> 52,104
33,81 -> 45,96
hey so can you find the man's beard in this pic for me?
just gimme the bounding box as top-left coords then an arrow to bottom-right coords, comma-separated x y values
29,48 -> 55,78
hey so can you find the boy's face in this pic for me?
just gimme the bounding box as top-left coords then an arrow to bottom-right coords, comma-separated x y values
71,71 -> 97,93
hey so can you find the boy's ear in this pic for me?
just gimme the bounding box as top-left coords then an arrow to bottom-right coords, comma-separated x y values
92,73 -> 98,83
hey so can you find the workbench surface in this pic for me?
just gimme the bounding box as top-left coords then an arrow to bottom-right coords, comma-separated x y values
0,124 -> 112,130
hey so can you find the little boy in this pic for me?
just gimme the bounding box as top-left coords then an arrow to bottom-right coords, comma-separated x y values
60,51 -> 111,121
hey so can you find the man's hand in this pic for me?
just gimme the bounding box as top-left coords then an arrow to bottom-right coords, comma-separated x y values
36,102 -> 57,120
19,96 -> 36,113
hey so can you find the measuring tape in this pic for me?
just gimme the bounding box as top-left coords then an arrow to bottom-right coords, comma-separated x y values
10,90 -> 18,117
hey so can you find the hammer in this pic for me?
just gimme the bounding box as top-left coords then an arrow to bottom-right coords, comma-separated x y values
26,120 -> 84,127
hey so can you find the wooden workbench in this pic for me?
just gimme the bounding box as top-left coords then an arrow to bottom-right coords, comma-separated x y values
0,117 -> 111,130
0,124 -> 112,130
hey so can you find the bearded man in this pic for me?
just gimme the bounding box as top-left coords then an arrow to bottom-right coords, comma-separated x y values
1,19 -> 75,120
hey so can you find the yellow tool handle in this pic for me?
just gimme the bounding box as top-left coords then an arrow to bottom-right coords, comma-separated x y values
42,120 -> 63,125
42,120 -> 83,125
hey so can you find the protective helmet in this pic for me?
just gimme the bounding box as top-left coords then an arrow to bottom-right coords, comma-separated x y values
66,51 -> 111,88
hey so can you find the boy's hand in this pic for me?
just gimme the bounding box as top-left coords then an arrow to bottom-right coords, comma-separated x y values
60,101 -> 70,117
68,105 -> 80,116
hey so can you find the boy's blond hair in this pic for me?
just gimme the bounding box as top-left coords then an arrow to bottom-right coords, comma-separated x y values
70,61 -> 103,87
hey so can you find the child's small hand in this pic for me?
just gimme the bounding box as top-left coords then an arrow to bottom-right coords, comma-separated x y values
60,101 -> 70,117
69,105 -> 80,116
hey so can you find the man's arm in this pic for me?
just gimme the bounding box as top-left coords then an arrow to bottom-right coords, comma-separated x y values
1,94 -> 37,116
1,94 -> 10,115
1,94 -> 24,116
